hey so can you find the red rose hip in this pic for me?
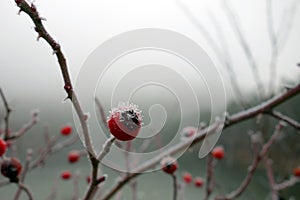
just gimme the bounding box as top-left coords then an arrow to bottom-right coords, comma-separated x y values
293,167 -> 300,177
194,177 -> 204,187
211,146 -> 225,160
61,171 -> 72,180
0,138 -> 7,156
161,157 -> 178,174
1,157 -> 22,182
68,150 -> 80,163
107,103 -> 142,141
61,125 -> 72,136
183,172 -> 192,184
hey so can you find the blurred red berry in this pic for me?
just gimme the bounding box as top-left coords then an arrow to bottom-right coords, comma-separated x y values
183,172 -> 192,184
293,167 -> 300,177
211,146 -> 225,160
61,171 -> 72,180
1,157 -> 22,182
61,125 -> 72,136
107,103 -> 142,141
86,176 -> 91,184
181,126 -> 197,138
161,157 -> 178,174
68,150 -> 80,163
0,138 -> 7,156
194,177 -> 204,187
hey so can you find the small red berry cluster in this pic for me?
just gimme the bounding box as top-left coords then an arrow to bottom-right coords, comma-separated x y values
182,172 -> 204,188
59,125 -> 93,184
59,125 -> 84,181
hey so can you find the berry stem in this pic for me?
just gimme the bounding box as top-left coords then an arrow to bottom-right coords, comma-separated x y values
97,136 -> 116,161
18,183 -> 34,200
83,136 -> 115,200
204,154 -> 216,200
14,149 -> 33,200
172,174 -> 178,200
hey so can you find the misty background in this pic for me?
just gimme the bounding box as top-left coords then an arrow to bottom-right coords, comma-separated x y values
0,0 -> 300,199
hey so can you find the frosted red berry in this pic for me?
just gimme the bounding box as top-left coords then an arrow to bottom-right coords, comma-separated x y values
293,167 -> 300,177
211,146 -> 225,160
68,150 -> 80,163
161,157 -> 178,174
183,172 -> 192,184
0,138 -> 7,156
107,103 -> 142,141
1,157 -> 22,182
194,177 -> 204,187
61,125 -> 72,136
61,171 -> 72,180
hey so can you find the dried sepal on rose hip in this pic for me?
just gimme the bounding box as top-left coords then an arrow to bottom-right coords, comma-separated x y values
161,157 -> 178,174
107,103 -> 142,141
1,157 -> 22,182
0,138 -> 7,156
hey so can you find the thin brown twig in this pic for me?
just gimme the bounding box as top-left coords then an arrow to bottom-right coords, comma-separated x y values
266,0 -> 299,96
8,111 -> 39,140
267,110 -> 300,131
172,173 -> 178,200
266,0 -> 279,96
176,1 -> 248,109
29,135 -> 78,170
274,176 -> 300,190
207,10 -> 249,109
83,136 -> 115,200
222,0 -> 265,100
18,182 -> 34,200
72,171 -> 80,200
264,158 -> 278,200
45,177 -> 59,200
14,149 -> 33,200
204,153 -> 215,200
275,0 -> 299,52
0,88 -> 12,140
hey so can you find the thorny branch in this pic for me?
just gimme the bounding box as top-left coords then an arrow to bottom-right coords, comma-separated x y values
13,0 -> 95,158
0,88 -> 12,140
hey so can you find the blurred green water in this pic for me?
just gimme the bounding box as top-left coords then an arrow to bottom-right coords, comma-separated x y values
1,95 -> 300,199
